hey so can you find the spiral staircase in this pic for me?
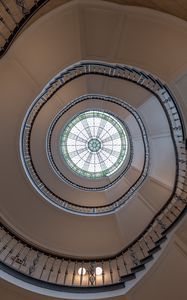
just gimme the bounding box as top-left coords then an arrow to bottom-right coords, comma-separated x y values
0,1 -> 187,300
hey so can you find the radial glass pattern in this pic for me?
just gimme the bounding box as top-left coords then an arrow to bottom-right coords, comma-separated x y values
60,111 -> 128,179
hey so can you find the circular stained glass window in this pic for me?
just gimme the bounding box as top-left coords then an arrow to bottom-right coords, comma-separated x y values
60,111 -> 128,179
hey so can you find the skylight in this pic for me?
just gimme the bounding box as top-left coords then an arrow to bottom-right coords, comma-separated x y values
60,111 -> 128,179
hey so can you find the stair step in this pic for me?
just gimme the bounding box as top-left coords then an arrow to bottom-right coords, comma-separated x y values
131,264 -> 145,273
120,273 -> 136,282
148,244 -> 161,255
155,235 -> 167,246
140,254 -> 153,264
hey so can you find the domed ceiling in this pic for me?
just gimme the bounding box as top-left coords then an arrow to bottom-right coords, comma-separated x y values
1,0 -> 187,59
0,0 -> 187,297
20,60 -> 174,216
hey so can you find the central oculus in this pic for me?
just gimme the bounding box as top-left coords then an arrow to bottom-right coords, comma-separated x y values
88,138 -> 101,152
60,111 -> 128,179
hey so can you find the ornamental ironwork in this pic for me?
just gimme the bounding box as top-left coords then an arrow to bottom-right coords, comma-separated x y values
20,61 -> 185,215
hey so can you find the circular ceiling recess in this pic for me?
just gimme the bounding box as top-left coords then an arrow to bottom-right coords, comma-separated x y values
60,110 -> 128,179
47,95 -> 135,193
21,61 -> 166,215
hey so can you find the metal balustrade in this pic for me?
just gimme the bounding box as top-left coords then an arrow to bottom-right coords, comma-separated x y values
0,0 -> 49,57
1,61 -> 185,291
0,138 -> 186,290
0,183 -> 186,290
0,0 -> 186,293
46,94 -> 145,192
20,61 -> 185,215
1,173 -> 187,289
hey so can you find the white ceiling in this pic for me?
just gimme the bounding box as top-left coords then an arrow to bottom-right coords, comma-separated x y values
0,1 -> 187,299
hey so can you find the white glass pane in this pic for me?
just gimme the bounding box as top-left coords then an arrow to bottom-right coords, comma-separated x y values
60,111 -> 128,179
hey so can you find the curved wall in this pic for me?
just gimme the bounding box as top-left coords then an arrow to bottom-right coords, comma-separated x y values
0,0 -> 186,258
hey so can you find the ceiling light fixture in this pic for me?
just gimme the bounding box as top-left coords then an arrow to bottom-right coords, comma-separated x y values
77,266 -> 103,277
78,267 -> 86,276
95,267 -> 103,276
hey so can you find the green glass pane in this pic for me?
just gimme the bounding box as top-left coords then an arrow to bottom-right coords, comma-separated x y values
60,111 -> 128,179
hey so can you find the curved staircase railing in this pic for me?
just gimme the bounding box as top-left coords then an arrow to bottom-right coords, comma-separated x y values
20,61 -> 186,214
0,0 -> 49,58
0,0 -> 186,294
0,179 -> 186,291
0,62 -> 186,291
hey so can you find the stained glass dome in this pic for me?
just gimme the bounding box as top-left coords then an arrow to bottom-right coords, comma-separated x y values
60,111 -> 128,179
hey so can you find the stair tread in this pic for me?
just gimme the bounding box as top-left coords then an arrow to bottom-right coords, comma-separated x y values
148,244 -> 161,255
155,235 -> 167,245
120,273 -> 136,282
131,264 -> 145,273
140,254 -> 153,264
